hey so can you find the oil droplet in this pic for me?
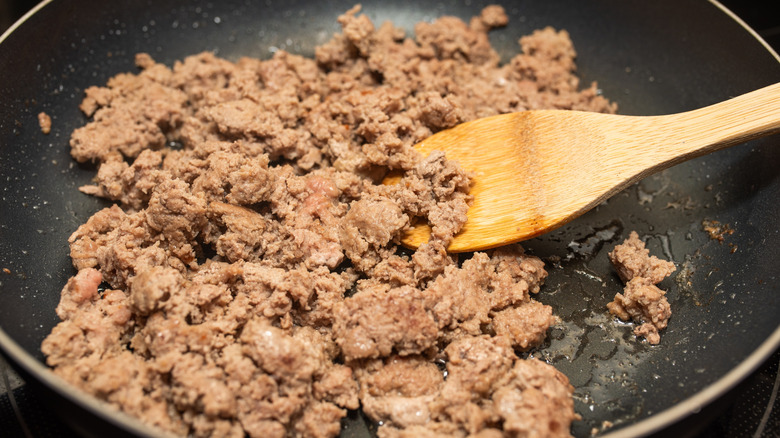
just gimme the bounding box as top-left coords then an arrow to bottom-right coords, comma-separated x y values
565,221 -> 623,261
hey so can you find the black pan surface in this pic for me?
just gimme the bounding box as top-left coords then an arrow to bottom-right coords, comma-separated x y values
1,1 -> 779,437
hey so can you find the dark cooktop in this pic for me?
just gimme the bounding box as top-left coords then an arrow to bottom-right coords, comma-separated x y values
1,0 -> 779,437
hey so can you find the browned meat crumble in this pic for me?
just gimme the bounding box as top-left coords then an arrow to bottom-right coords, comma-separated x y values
607,231 -> 675,344
38,111 -> 52,134
42,5 -> 616,437
702,219 -> 735,243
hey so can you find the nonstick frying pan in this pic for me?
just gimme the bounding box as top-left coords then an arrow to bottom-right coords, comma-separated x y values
1,0 -> 779,437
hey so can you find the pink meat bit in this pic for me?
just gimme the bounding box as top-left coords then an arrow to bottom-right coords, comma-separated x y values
67,268 -> 103,304
301,175 -> 340,220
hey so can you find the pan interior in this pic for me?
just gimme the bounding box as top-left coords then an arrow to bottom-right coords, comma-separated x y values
0,1 -> 778,436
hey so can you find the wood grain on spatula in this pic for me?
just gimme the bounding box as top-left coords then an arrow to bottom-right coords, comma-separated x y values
393,82 -> 780,252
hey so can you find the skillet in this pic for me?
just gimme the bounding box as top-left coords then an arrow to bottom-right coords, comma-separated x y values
0,0 -> 778,436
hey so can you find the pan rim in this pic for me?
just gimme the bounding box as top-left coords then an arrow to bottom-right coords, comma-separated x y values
0,327 -> 172,437
708,0 -> 780,63
0,0 -> 52,46
0,0 -> 778,437
601,325 -> 780,437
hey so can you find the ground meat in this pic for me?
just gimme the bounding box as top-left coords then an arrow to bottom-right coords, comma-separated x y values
702,219 -> 735,243
608,231 -> 675,284
38,111 -> 52,134
43,5 -> 618,437
371,336 -> 577,437
492,357 -> 578,438
333,283 -> 440,360
607,277 -> 672,345
333,250 -> 554,361
356,355 -> 444,428
608,231 -> 675,344
492,301 -> 556,350
339,198 -> 409,271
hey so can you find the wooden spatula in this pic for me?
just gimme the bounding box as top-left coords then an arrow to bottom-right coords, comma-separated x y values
397,82 -> 780,252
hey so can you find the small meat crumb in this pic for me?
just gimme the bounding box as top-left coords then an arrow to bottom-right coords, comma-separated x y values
38,111 -> 52,134
608,231 -> 674,284
702,219 -> 735,243
607,231 -> 675,344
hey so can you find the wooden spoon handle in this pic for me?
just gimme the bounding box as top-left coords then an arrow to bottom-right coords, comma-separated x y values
505,83 -> 780,247
680,82 -> 780,144
619,82 -> 780,175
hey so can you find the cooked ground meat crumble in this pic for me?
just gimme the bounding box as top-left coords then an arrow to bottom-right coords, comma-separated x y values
607,231 -> 676,345
38,111 -> 52,134
42,5 -> 617,437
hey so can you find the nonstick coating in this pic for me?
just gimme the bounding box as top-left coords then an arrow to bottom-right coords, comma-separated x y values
1,0 -> 779,437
